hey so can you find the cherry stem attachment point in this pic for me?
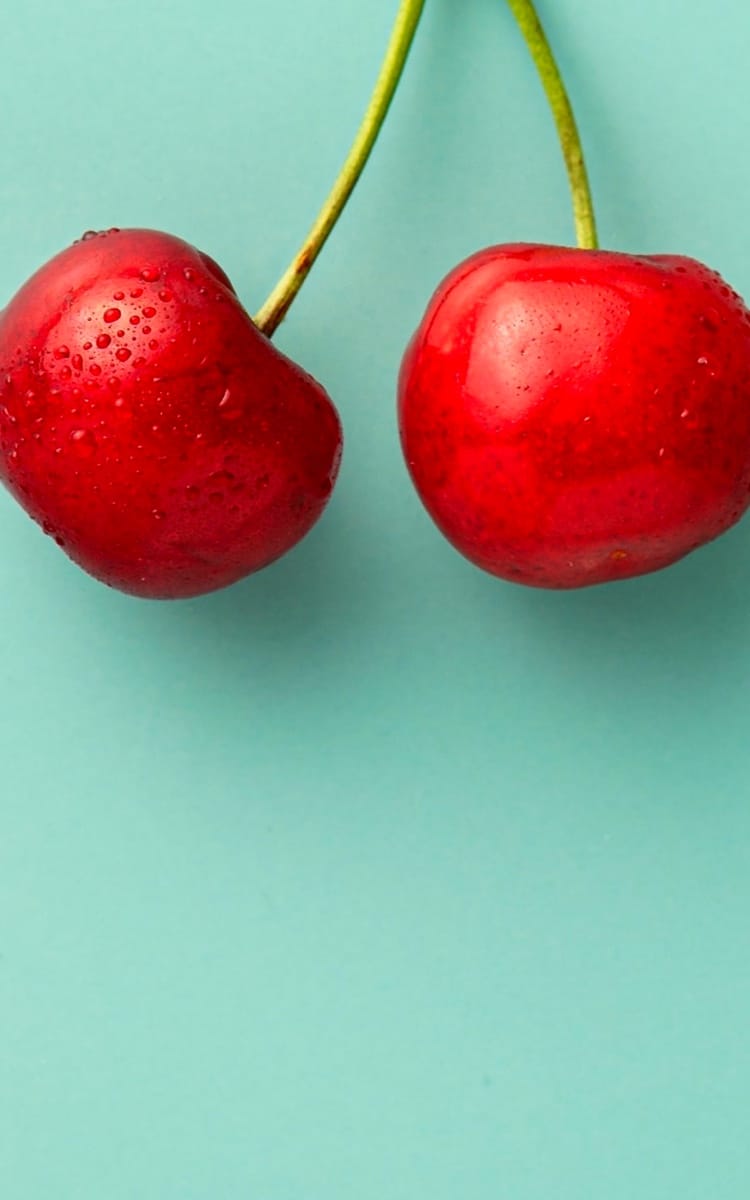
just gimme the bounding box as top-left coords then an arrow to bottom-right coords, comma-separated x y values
506,0 -> 598,250
255,0 -> 425,337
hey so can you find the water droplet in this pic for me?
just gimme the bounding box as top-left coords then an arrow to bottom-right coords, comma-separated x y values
72,353 -> 83,371
699,309 -> 720,332
89,363 -> 102,376
54,345 -> 70,360
70,428 -> 96,451
183,268 -> 194,281
680,409 -> 690,419
60,365 -> 72,380
116,347 -> 131,362
142,326 -> 151,335
697,356 -> 709,366
133,356 -> 146,368
142,306 -> 156,318
83,340 -> 93,350
96,333 -> 111,349
81,230 -> 98,241
104,307 -> 121,324
151,508 -> 166,520
658,447 -> 666,458
218,388 -> 242,419
113,291 -> 125,301
130,314 -> 141,325
130,287 -> 143,299
158,288 -> 173,302
140,267 -> 160,283
148,339 -> 158,350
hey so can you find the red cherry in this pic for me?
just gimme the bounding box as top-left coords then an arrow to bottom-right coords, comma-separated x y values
399,243 -> 750,588
0,228 -> 342,598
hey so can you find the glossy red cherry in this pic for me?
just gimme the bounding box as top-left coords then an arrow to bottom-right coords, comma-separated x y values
0,228 -> 342,598
399,243 -> 750,587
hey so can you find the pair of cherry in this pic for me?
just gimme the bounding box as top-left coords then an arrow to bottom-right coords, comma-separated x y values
2,0 -> 749,600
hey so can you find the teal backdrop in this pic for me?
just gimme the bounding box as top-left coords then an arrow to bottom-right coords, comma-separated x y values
1,1 -> 749,1196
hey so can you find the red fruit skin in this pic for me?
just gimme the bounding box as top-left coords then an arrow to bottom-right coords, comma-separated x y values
0,228 -> 342,598
399,243 -> 750,587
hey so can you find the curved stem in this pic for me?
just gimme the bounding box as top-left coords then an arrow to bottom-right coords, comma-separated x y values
506,0 -> 598,250
255,0 -> 425,337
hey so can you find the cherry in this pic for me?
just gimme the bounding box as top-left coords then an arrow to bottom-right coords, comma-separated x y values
399,0 -> 750,588
399,244 -> 750,587
0,228 -> 342,598
0,0 -> 425,599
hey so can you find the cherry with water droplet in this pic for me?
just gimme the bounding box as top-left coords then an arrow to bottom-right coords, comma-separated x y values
0,229 -> 341,598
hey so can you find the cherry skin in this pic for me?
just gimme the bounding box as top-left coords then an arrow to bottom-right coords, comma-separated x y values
399,243 -> 750,587
0,228 -> 342,598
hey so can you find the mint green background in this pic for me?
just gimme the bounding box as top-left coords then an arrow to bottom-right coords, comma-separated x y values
1,1 -> 749,1196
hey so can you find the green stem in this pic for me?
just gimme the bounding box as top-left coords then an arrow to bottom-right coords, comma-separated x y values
255,0 -> 425,337
506,0 -> 598,249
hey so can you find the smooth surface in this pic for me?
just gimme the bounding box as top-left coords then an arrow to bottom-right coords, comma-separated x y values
1,1 -> 749,1196
399,244 -> 750,586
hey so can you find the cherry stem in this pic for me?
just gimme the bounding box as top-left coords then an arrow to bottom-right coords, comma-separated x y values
506,0 -> 598,250
254,0 -> 425,337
